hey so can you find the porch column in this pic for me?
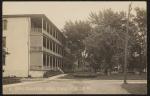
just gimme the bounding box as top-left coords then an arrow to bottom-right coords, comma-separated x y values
41,17 -> 43,70
48,55 -> 50,68
45,54 -> 47,69
46,22 -> 47,33
48,24 -> 50,34
55,57 -> 57,70
55,58 -> 57,69
51,56 -> 53,70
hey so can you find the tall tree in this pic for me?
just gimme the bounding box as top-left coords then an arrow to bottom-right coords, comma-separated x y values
62,7 -> 147,74
63,20 -> 92,69
84,9 -> 128,74
131,7 -> 147,73
85,7 -> 147,74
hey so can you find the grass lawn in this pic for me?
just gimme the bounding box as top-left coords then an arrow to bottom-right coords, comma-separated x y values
59,73 -> 147,80
121,83 -> 147,94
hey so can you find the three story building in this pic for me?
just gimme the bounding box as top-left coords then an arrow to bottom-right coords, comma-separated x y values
3,14 -> 65,77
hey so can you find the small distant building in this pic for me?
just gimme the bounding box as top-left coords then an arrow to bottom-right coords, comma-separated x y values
2,14 -> 65,77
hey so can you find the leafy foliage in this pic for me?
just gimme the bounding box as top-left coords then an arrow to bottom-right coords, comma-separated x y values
63,7 -> 147,74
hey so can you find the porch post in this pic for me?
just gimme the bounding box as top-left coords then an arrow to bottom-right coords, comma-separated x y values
42,17 -> 44,70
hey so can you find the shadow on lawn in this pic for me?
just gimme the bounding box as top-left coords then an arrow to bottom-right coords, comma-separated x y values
121,83 -> 147,94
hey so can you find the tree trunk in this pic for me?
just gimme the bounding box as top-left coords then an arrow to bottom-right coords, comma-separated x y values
139,46 -> 142,75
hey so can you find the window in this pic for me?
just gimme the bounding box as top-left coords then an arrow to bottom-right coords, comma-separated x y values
58,45 -> 59,54
50,56 -> 52,67
52,27 -> 54,36
55,57 -> 57,67
50,40 -> 52,50
57,58 -> 58,67
51,56 -> 53,67
58,46 -> 60,54
47,39 -> 49,49
43,36 -> 46,48
62,50 -> 64,56
60,59 -> 62,68
56,44 -> 57,53
2,37 -> 6,66
60,49 -> 62,55
57,32 -> 59,40
58,33 -> 60,41
2,48 -> 6,65
50,27 -> 53,35
60,34 -> 62,43
55,44 -> 57,53
58,32 -> 60,40
57,58 -> 59,68
58,46 -> 59,54
58,58 -> 60,67
43,53 -> 46,66
55,30 -> 57,38
3,37 -> 6,48
49,25 -> 51,34
53,43 -> 55,52
62,59 -> 63,68
53,57 -> 55,67
47,24 -> 49,34
3,20 -> 7,30
53,29 -> 55,37
43,20 -> 46,31
56,31 -> 58,39
47,55 -> 49,66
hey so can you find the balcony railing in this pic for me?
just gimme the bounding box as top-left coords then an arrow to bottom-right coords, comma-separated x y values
30,46 -> 42,52
30,65 -> 53,71
43,66 -> 53,70
30,65 -> 42,70
31,28 -> 42,33
31,28 -> 63,47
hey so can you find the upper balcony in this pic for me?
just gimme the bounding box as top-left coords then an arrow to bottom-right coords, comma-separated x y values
30,28 -> 43,36
31,28 -> 42,33
30,27 -> 62,46
30,16 -> 64,45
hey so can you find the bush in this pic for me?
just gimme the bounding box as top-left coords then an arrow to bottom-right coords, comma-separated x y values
28,75 -> 32,78
73,72 -> 98,78
3,77 -> 21,85
43,70 -> 62,78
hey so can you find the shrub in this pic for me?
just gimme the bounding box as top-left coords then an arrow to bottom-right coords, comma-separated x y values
3,77 -> 21,85
43,70 -> 62,78
73,72 -> 98,78
28,75 -> 32,78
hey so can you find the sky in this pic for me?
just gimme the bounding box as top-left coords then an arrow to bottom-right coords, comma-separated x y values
3,1 -> 146,30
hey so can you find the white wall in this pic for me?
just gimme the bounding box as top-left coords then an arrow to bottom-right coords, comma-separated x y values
29,71 -> 45,77
30,32 -> 43,71
3,17 -> 30,77
30,52 -> 43,70
30,35 -> 43,47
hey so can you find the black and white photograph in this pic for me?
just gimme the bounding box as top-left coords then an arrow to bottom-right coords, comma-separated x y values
2,1 -> 147,95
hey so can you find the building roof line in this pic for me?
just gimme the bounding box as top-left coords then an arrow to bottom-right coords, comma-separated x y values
3,14 -> 65,37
